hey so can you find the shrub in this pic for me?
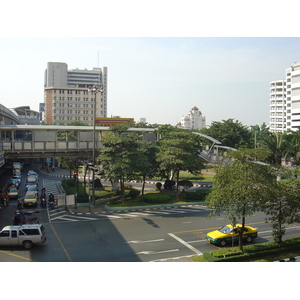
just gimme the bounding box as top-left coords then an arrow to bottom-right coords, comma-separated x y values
202,237 -> 300,262
141,193 -> 171,204
62,178 -> 76,188
128,188 -> 140,199
178,180 -> 193,189
181,189 -> 211,201
156,182 -> 162,190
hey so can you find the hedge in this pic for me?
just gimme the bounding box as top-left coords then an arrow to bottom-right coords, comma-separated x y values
203,237 -> 300,262
141,193 -> 172,203
181,189 -> 211,201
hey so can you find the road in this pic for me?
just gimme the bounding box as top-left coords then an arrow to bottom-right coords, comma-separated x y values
1,164 -> 300,262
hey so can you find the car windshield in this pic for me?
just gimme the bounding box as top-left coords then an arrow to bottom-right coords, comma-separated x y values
219,226 -> 232,234
25,194 -> 35,199
28,187 -> 37,191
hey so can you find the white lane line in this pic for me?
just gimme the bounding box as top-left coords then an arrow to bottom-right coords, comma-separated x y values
168,233 -> 203,255
70,215 -> 99,220
137,249 -> 179,255
52,217 -> 77,222
127,239 -> 164,244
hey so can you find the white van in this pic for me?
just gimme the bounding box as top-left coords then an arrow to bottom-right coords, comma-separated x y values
0,224 -> 46,249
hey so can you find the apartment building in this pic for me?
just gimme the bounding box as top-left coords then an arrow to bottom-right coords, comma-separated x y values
44,62 -> 107,125
269,80 -> 286,132
178,106 -> 206,130
270,62 -> 300,132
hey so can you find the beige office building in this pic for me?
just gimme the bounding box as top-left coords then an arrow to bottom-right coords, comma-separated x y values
44,62 -> 107,125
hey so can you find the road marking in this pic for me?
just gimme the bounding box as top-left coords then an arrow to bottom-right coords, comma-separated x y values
0,250 -> 37,262
188,239 -> 208,244
168,233 -> 203,255
137,249 -> 179,255
52,217 -> 77,222
127,239 -> 164,244
49,222 -> 72,262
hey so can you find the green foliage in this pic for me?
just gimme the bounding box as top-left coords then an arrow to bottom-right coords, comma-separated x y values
62,178 -> 76,189
181,189 -> 210,201
200,118 -> 252,149
155,182 -> 162,190
206,149 -> 276,251
178,180 -> 193,189
262,179 -> 300,246
128,188 -> 140,199
141,193 -> 172,203
202,237 -> 300,262
156,130 -> 204,201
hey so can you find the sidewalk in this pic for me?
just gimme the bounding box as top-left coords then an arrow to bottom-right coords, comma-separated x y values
38,166 -> 108,213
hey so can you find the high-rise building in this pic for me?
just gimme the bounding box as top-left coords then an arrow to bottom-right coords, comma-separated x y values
44,62 -> 107,125
269,80 -> 286,132
178,106 -> 206,130
270,62 -> 300,132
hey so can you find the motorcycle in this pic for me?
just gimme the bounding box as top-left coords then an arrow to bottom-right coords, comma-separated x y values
48,200 -> 54,210
48,193 -> 55,210
40,190 -> 47,207
41,196 -> 47,208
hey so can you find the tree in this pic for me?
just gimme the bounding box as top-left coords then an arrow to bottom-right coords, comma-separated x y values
260,131 -> 287,166
57,156 -> 83,177
206,149 -> 276,251
284,130 -> 300,166
135,140 -> 158,196
98,131 -> 145,204
263,177 -> 300,246
200,118 -> 252,149
156,130 -> 204,201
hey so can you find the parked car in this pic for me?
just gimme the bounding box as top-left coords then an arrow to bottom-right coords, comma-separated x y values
8,186 -> 19,199
26,185 -> 38,197
12,174 -> 21,182
27,170 -> 38,177
23,192 -> 38,207
206,224 -> 258,246
27,174 -> 38,183
14,169 -> 22,178
26,181 -> 38,191
0,224 -> 46,249
9,179 -> 20,189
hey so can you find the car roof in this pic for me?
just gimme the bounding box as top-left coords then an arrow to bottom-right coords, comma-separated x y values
2,224 -> 42,230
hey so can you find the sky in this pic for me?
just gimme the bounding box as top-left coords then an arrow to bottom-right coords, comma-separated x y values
1,2 -> 300,129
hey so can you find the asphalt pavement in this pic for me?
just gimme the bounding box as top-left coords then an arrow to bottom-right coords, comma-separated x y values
35,167 -> 300,262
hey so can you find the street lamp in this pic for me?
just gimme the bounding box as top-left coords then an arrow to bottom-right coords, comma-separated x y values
88,85 -> 103,205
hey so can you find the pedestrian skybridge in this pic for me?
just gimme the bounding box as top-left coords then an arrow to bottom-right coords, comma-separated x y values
0,124 -> 232,164
0,124 -> 157,159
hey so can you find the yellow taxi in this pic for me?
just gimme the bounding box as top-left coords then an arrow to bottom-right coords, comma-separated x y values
8,186 -> 19,199
23,192 -> 38,207
206,224 -> 258,247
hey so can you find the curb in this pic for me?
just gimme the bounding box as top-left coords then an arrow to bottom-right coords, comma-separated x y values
104,202 -> 207,212
274,255 -> 300,262
68,202 -> 207,215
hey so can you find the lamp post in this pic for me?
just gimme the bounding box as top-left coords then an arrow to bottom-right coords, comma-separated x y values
88,85 -> 103,205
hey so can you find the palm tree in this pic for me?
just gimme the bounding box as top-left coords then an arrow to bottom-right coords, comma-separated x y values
284,130 -> 300,166
261,132 -> 288,166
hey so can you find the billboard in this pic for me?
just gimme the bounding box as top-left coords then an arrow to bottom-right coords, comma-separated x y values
39,103 -> 45,112
95,118 -> 134,127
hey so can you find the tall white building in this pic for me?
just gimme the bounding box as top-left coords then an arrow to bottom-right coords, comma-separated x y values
44,62 -> 107,125
179,106 -> 206,129
269,80 -> 286,132
270,62 -> 300,132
